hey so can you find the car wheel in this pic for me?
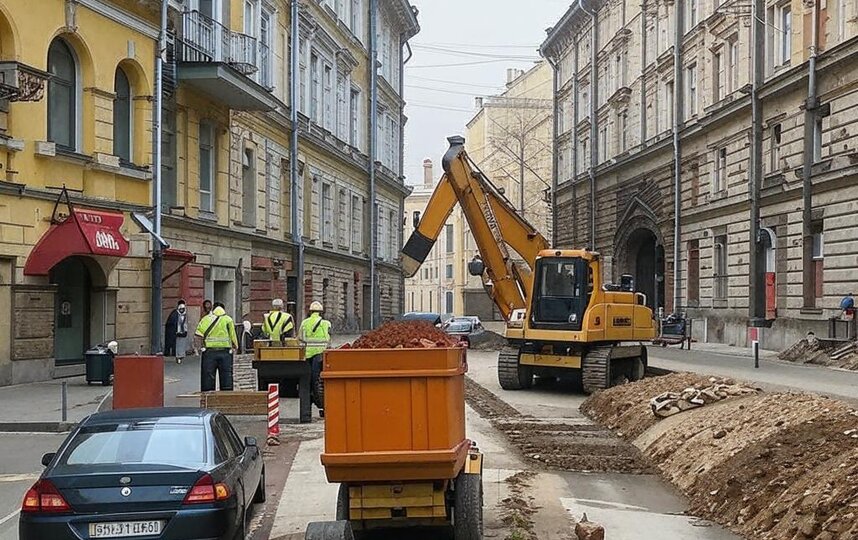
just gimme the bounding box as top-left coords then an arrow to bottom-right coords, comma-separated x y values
253,467 -> 266,504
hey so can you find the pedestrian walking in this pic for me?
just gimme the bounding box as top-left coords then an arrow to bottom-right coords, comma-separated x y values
194,302 -> 239,392
262,298 -> 294,345
202,299 -> 213,317
164,300 -> 189,364
300,301 -> 331,417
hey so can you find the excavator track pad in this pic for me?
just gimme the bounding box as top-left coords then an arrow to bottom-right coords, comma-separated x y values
497,346 -> 533,390
582,345 -> 612,394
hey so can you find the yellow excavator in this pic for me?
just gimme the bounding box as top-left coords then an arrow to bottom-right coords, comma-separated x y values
402,136 -> 656,393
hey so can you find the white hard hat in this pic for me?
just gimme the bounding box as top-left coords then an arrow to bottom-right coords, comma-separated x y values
272,298 -> 284,308
310,301 -> 324,312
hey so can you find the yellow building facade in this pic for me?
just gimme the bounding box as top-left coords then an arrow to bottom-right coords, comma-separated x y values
0,0 -> 157,384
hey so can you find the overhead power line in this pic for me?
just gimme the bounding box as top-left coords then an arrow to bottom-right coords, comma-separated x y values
408,75 -> 507,89
411,44 -> 540,60
407,59 -> 537,69
416,41 -> 541,50
406,85 -> 484,96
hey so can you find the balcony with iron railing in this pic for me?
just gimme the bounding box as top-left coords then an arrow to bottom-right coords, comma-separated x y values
176,10 -> 277,111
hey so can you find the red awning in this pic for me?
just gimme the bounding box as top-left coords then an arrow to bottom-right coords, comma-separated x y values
162,248 -> 196,283
24,208 -> 131,276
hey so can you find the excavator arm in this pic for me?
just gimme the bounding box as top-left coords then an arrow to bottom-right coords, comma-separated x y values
402,136 -> 550,321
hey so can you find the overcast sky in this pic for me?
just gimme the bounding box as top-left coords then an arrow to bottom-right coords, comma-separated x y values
403,0 -> 571,186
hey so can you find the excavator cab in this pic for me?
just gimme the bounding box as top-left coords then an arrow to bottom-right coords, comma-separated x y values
529,255 -> 591,331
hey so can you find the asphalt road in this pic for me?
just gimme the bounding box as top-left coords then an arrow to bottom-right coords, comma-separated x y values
0,432 -> 69,540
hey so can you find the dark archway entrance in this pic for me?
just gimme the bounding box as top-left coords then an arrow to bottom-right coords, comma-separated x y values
50,257 -> 97,365
625,228 -> 665,311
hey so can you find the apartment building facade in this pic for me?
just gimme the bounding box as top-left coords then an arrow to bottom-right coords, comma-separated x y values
0,0 -> 158,385
0,0 -> 418,386
541,0 -> 858,349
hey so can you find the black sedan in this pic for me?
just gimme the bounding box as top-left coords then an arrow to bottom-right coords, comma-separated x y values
19,408 -> 265,540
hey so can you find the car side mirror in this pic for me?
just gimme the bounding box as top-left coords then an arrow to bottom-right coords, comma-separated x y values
41,453 -> 56,467
244,436 -> 258,448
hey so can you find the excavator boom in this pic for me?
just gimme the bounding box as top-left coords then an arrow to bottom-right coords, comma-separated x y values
402,136 -> 549,320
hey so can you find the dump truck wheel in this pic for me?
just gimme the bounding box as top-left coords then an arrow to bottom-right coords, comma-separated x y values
304,521 -> 355,540
453,473 -> 483,540
497,347 -> 532,390
582,345 -> 612,394
335,484 -> 349,521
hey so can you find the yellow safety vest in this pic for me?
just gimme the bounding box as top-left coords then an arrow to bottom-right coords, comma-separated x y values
195,308 -> 238,350
300,313 -> 331,358
262,310 -> 294,341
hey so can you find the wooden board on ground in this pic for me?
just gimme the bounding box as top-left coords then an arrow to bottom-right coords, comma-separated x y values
200,390 -> 268,415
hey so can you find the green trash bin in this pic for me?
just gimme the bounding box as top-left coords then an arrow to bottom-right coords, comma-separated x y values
85,346 -> 114,386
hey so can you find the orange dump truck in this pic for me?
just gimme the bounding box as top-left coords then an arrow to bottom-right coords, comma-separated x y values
304,344 -> 484,540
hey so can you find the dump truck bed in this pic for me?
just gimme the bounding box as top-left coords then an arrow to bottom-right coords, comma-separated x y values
320,347 -> 469,483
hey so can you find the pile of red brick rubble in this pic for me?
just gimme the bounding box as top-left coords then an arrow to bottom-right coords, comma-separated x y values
343,321 -> 461,349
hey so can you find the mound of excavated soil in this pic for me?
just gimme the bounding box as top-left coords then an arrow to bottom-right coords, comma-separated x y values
779,337 -> 858,371
469,330 -> 507,351
582,375 -> 858,540
580,372 -> 715,439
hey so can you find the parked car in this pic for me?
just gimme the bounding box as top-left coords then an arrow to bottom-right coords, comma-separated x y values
399,312 -> 443,326
19,408 -> 265,540
442,317 -> 485,347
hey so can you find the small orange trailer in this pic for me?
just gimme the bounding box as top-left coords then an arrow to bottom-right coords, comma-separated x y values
304,346 -> 484,540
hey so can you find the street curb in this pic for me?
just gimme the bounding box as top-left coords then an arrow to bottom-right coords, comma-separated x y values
0,422 -> 76,433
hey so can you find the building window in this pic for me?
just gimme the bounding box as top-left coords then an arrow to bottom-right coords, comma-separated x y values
686,0 -> 698,32
199,122 -> 216,213
780,5 -> 792,65
714,147 -> 727,194
690,161 -> 700,207
351,194 -> 362,251
767,3 -> 792,70
351,0 -> 362,39
685,64 -> 697,117
321,183 -> 333,244
812,222 -> 824,299
242,147 -> 256,226
350,88 -> 360,147
323,64 -> 333,131
619,112 -> 627,152
47,38 -> 77,150
598,125 -> 608,162
445,224 -> 454,253
336,75 -> 347,140
299,39 -> 307,112
113,67 -> 132,163
713,234 -> 728,300
310,53 -> 320,123
259,9 -> 273,87
713,51 -> 724,103
665,81 -> 674,131
813,116 -> 823,162
687,239 -> 700,306
445,264 -> 453,279
445,291 -> 454,314
338,189 -> 348,247
769,123 -> 782,172
728,40 -> 739,93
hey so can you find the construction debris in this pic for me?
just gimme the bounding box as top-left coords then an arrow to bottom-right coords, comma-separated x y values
650,381 -> 758,418
779,334 -> 858,370
343,321 -> 461,349
574,513 -> 605,540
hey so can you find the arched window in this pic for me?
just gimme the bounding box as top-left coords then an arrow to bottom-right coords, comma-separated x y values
113,67 -> 132,163
47,39 -> 77,150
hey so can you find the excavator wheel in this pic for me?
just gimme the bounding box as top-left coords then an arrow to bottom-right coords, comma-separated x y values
582,345 -> 612,394
305,521 -> 355,540
497,346 -> 533,390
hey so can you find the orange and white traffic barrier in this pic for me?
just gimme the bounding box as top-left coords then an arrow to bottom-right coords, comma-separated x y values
267,384 -> 280,442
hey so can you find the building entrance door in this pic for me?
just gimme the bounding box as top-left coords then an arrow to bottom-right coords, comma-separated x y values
51,257 -> 92,365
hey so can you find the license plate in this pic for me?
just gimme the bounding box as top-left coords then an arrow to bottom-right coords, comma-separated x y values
88,520 -> 162,538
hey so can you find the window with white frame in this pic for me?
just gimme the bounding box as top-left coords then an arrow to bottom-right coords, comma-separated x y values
713,50 -> 724,103
323,64 -> 333,131
336,75 -> 347,141
351,194 -> 362,251
199,121 -> 216,213
686,0 -> 698,32
769,123 -> 782,172
242,146 -> 256,226
350,88 -> 360,147
389,208 -> 397,261
713,146 -> 727,194
338,188 -> 348,247
310,53 -> 320,122
379,209 -> 389,260
713,234 -> 728,300
259,8 -> 273,88
767,2 -> 792,70
727,39 -> 739,94
685,64 -> 697,117
321,182 -> 333,244
351,0 -> 362,41
664,80 -> 674,131
299,39 -> 307,113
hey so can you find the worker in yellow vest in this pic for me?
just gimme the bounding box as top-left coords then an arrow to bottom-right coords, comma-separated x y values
194,302 -> 239,392
262,298 -> 294,344
300,301 -> 331,417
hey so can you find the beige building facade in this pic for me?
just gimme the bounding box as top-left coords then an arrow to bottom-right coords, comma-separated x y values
542,0 -> 858,349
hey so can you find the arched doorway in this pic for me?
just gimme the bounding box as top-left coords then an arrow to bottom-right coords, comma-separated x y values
624,228 -> 665,311
50,257 -> 103,365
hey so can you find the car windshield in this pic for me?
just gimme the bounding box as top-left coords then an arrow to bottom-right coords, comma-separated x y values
57,421 -> 207,469
446,321 -> 472,332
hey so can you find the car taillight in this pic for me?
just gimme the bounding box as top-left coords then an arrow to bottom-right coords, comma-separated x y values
21,479 -> 71,513
183,474 -> 230,504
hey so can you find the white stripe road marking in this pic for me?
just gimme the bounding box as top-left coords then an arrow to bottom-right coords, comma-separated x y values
0,510 -> 21,528
0,473 -> 39,483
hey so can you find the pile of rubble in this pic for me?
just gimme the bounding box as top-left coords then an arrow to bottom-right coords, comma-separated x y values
779,334 -> 858,370
343,321 -> 461,349
583,373 -> 858,539
650,381 -> 758,418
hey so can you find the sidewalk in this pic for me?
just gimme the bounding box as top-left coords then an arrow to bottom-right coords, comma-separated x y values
647,344 -> 858,402
0,376 -> 111,431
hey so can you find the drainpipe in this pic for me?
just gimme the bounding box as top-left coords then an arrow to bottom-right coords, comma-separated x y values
546,55 -> 559,246
801,0 -> 820,309
640,0 -> 648,144
369,0 -> 379,328
290,0 -> 304,319
579,0 -> 597,250
572,38 -> 579,246
748,0 -> 766,324
399,38 -> 412,317
671,0 -> 684,314
150,0 -> 168,355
